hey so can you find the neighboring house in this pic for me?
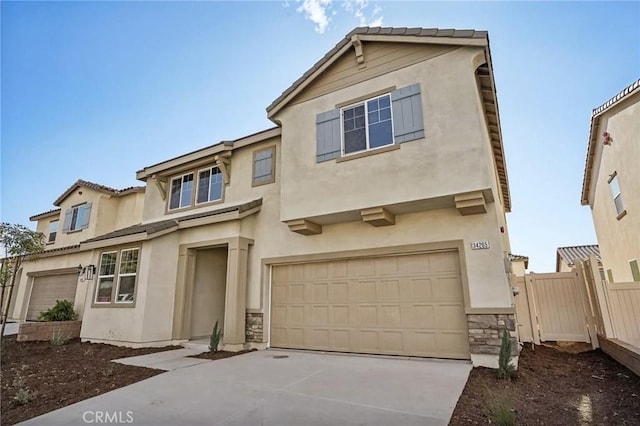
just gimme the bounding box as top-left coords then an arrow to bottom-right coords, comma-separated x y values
556,245 -> 601,273
8,180 -> 145,322
509,254 -> 529,277
16,27 -> 516,367
581,79 -> 640,283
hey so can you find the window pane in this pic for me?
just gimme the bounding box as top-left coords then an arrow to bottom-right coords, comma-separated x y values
197,170 -> 210,204
119,249 -> 139,274
369,121 -> 393,148
614,194 -> 624,215
609,176 -> 621,196
70,207 -> 79,230
181,174 -> 194,207
380,106 -> 391,121
169,178 -> 182,209
116,276 -> 136,303
48,221 -> 58,242
378,95 -> 390,108
368,110 -> 378,124
96,278 -> 113,303
99,252 -> 117,276
210,169 -> 223,200
344,128 -> 367,153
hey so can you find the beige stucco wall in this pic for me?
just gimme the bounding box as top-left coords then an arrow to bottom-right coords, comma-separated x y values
274,46 -> 497,223
588,96 -> 640,282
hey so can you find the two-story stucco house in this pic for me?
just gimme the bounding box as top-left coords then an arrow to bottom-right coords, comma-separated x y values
8,180 -> 145,322
16,27 -> 516,367
581,79 -> 640,283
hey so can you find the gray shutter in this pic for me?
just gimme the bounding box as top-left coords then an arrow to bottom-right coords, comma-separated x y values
79,203 -> 92,229
391,83 -> 425,143
62,209 -> 72,233
316,109 -> 341,162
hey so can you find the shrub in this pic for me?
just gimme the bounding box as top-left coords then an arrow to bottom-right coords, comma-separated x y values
50,330 -> 70,346
102,363 -> 115,378
497,329 -> 516,380
39,299 -> 77,322
13,388 -> 32,405
209,320 -> 222,352
487,391 -> 516,426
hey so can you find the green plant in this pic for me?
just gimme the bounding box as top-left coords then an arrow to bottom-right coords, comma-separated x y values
39,299 -> 77,322
50,330 -> 70,346
13,387 -> 32,405
488,393 -> 516,426
102,363 -> 115,378
209,320 -> 222,352
497,329 -> 516,380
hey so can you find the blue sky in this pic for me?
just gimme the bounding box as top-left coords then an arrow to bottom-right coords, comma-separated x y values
1,1 -> 638,271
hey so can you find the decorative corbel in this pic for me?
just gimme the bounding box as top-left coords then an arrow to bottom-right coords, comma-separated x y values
214,152 -> 232,185
151,174 -> 167,200
351,35 -> 366,69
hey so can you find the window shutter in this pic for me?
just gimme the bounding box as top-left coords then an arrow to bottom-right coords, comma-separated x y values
391,83 -> 425,143
316,109 -> 341,162
62,209 -> 72,233
79,203 -> 92,229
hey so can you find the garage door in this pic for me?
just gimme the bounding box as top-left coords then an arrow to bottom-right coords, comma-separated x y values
270,251 -> 469,359
27,274 -> 78,321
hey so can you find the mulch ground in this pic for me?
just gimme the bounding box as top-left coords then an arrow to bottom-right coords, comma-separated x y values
0,336 -> 180,426
190,348 -> 255,360
450,343 -> 640,425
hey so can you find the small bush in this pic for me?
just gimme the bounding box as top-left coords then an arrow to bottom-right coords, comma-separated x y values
497,329 -> 516,380
488,394 -> 516,426
50,330 -> 70,346
39,299 -> 77,322
209,320 -> 222,352
102,363 -> 115,378
13,388 -> 32,405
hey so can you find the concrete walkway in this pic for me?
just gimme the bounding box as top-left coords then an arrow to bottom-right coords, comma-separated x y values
113,347 -> 210,371
20,350 -> 471,426
2,322 -> 19,336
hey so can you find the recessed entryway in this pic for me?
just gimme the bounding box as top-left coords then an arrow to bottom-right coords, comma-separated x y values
190,247 -> 227,339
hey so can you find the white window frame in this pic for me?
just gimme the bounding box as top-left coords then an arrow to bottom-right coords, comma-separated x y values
168,172 -> 195,211
48,220 -> 58,243
114,248 -> 139,304
95,251 -> 118,304
608,173 -> 624,216
340,93 -> 394,156
69,205 -> 81,231
195,166 -> 224,205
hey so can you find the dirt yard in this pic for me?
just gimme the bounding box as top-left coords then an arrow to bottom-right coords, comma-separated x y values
450,343 -> 640,425
0,336 -> 180,425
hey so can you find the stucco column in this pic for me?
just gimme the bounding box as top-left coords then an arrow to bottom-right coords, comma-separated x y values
223,237 -> 250,350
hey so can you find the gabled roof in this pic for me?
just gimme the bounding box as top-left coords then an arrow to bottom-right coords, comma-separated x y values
81,198 -> 262,244
556,245 -> 601,271
267,27 -> 488,116
29,208 -> 62,222
581,79 -> 640,205
265,26 -> 510,212
54,179 -> 145,206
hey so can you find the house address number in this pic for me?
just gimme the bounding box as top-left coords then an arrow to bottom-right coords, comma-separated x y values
471,241 -> 490,250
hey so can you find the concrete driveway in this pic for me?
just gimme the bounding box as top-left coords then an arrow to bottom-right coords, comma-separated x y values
20,350 -> 471,426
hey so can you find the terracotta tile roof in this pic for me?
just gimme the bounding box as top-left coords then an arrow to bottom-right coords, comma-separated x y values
54,179 -> 145,206
267,27 -> 487,114
557,245 -> 601,267
581,79 -> 640,205
29,208 -> 62,221
82,199 -> 262,244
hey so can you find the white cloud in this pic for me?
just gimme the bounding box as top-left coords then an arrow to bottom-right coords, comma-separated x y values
296,0 -> 333,34
342,0 -> 383,27
282,1 -> 290,8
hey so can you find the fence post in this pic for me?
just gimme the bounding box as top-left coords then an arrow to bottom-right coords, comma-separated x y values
524,273 -> 541,345
586,255 -> 615,338
574,262 -> 599,349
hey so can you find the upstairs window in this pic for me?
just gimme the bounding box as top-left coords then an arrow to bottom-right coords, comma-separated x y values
608,173 -> 625,217
48,220 -> 58,243
197,167 -> 223,204
62,203 -> 92,233
316,83 -> 424,162
169,173 -> 194,210
342,95 -> 393,155
253,146 -> 275,186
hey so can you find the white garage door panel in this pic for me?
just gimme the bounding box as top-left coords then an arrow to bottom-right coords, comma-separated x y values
270,251 -> 469,359
27,274 -> 78,321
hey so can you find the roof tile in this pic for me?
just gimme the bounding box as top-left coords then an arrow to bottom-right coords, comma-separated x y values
557,245 -> 601,266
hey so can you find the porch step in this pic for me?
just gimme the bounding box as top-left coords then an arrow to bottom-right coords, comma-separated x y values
181,338 -> 211,352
